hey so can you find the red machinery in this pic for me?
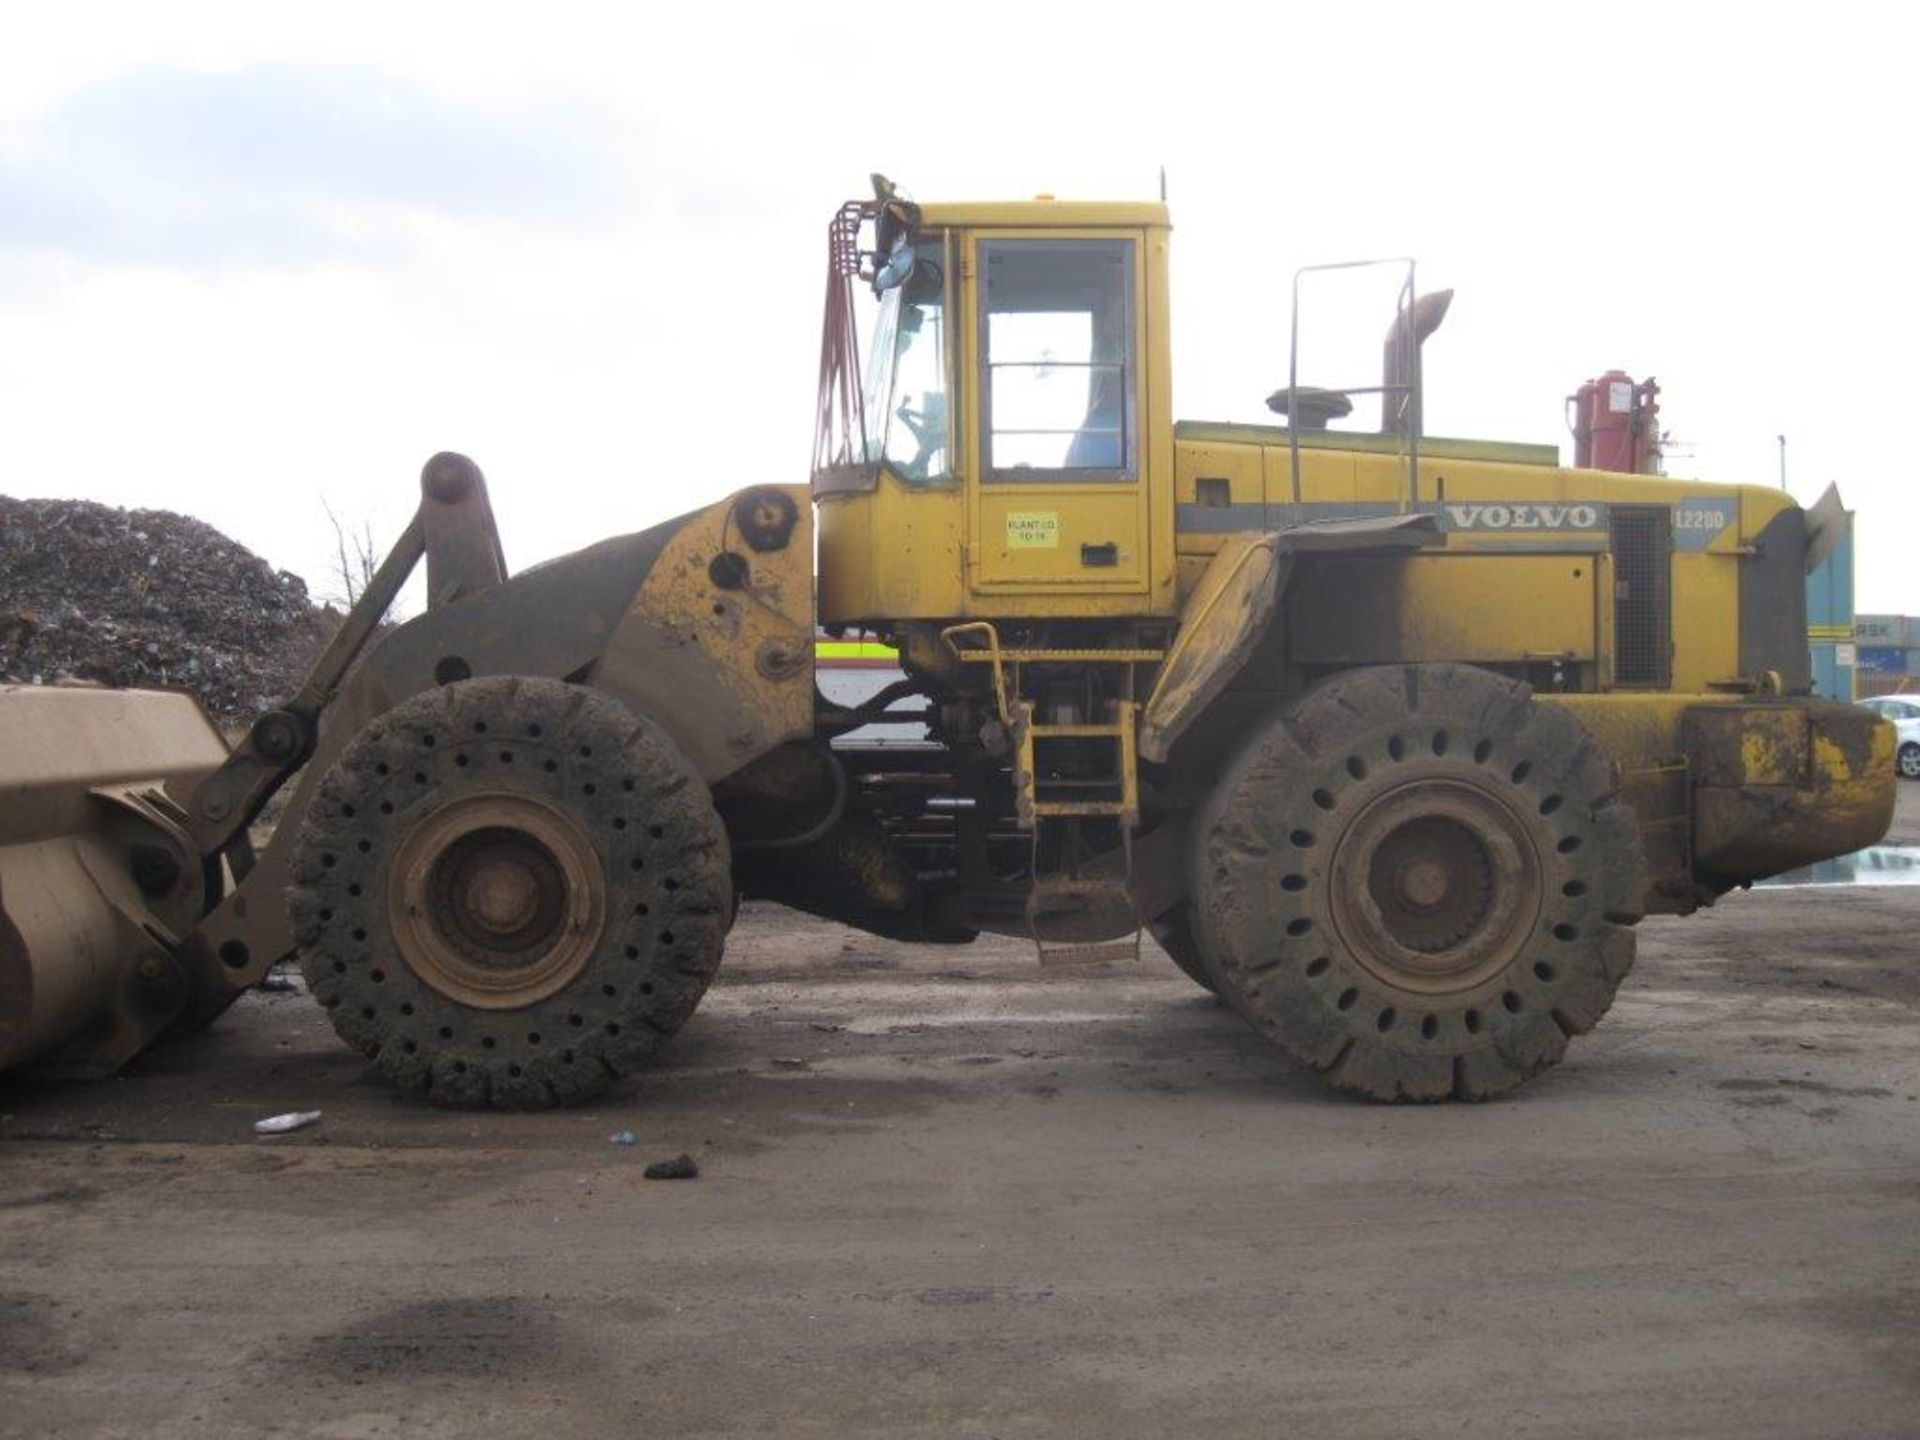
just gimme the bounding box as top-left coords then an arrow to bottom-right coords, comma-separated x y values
1569,370 -> 1661,474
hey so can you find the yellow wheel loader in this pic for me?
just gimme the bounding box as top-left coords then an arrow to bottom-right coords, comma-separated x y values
0,181 -> 1894,1105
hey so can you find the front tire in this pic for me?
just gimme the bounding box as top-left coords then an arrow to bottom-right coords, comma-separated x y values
1190,663 -> 1645,1101
289,677 -> 731,1108
1899,741 -> 1920,781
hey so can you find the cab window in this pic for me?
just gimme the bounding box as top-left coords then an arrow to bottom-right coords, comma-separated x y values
861,240 -> 951,483
980,239 -> 1135,481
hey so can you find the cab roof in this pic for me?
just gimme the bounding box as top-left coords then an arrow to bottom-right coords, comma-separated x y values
914,200 -> 1171,230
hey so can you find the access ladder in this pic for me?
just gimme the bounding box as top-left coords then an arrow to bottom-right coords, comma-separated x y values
942,623 -> 1158,965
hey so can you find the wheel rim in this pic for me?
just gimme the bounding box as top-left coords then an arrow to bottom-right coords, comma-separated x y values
1327,778 -> 1544,996
388,793 -> 605,1009
1902,746 -> 1920,779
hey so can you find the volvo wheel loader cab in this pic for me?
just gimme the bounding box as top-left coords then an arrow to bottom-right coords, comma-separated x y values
815,199 -> 1177,620
0,178 -> 1895,1106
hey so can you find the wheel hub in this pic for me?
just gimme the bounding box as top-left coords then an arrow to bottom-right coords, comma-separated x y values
389,793 -> 606,1009
1328,779 -> 1542,995
1395,856 -> 1451,911
465,857 -> 543,934
1367,813 -> 1497,954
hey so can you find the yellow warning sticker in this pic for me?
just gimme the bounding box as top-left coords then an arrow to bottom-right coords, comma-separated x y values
1006,511 -> 1060,549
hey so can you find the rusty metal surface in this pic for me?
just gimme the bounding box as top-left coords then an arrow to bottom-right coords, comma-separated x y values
387,792 -> 605,1010
0,686 -> 227,1075
172,452 -> 508,870
171,511 -> 426,862
1329,779 -> 1541,996
1687,700 -> 1895,879
419,452 -> 508,607
189,476 -> 816,1009
160,455 -> 669,1008
595,485 -> 816,779
0,685 -> 227,833
181,556 -> 637,997
1541,692 -> 1897,910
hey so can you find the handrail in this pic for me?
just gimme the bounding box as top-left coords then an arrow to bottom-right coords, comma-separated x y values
1283,257 -> 1421,531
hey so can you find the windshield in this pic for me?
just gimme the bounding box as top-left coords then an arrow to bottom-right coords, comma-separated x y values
859,241 -> 950,483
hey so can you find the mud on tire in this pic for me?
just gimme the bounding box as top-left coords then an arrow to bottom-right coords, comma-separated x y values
1190,663 -> 1646,1101
288,677 -> 731,1108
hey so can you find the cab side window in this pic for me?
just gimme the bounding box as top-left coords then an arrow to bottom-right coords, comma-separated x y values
980,239 -> 1135,481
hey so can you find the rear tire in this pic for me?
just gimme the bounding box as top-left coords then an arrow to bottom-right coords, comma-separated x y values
1190,663 -> 1645,1101
289,677 -> 731,1108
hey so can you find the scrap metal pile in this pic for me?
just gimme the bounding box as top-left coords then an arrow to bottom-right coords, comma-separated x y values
0,495 -> 332,724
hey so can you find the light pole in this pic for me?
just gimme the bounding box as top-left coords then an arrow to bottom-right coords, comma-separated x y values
1777,434 -> 1787,492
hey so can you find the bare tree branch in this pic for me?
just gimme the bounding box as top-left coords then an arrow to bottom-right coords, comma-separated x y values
320,498 -> 398,621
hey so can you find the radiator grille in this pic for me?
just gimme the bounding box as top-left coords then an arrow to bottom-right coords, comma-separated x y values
1612,506 -> 1672,687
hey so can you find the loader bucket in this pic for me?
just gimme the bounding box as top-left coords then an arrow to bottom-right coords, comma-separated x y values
0,686 -> 228,1077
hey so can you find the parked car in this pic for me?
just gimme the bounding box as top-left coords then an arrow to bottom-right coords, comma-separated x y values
1858,696 -> 1920,779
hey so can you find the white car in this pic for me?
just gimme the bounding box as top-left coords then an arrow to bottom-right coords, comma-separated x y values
1858,695 -> 1920,780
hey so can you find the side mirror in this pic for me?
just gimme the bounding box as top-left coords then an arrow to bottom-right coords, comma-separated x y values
873,235 -> 916,294
870,190 -> 922,295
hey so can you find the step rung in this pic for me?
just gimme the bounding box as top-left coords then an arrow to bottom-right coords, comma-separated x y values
1031,801 -> 1131,817
1029,724 -> 1127,739
954,648 -> 1165,664
1036,938 -> 1140,967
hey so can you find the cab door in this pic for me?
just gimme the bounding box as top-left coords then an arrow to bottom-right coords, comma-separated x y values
963,231 -> 1153,599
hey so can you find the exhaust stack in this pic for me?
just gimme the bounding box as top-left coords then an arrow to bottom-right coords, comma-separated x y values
1382,289 -> 1453,440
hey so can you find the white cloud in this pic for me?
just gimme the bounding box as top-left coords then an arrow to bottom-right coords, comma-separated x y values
1,0 -> 1915,612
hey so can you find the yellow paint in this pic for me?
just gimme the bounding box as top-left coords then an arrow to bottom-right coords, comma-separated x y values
961,226 -> 1160,600
1737,714 -> 1808,785
817,218 -> 1175,622
599,486 -> 816,778
807,192 -> 1887,879
1165,432 -> 1767,691
1687,703 -> 1894,874
817,467 -> 968,621
917,201 -> 1169,230
816,196 -> 1806,700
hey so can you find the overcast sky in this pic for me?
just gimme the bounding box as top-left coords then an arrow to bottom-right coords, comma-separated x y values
4,2 -> 1915,612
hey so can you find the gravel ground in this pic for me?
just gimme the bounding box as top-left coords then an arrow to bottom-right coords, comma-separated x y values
2,792 -> 1917,1439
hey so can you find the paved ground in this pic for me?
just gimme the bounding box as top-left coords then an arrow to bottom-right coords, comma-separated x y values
4,801 -> 1918,1438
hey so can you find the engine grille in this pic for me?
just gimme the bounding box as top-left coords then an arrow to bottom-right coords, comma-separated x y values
1611,505 -> 1672,687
